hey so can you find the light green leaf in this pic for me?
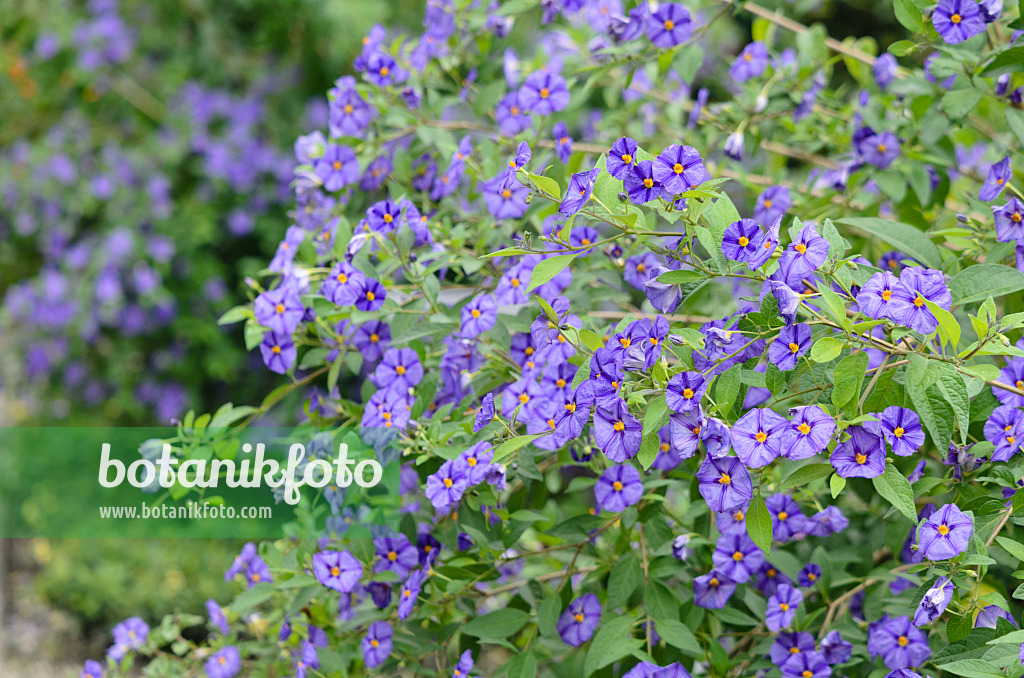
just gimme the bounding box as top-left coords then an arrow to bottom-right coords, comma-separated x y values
746,495 -> 773,556
811,336 -> 844,363
607,552 -> 643,608
831,351 -> 869,410
461,608 -> 530,638
528,253 -> 578,293
778,463 -> 834,491
643,395 -> 670,435
831,473 -> 846,498
923,298 -> 961,350
836,217 -> 942,270
529,172 -> 561,200
996,536 -> 1024,562
872,463 -> 917,522
493,433 -> 549,463
583,616 -> 642,676
949,264 -> 1024,307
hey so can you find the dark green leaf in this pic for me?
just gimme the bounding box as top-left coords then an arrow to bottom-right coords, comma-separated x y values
836,217 -> 942,269
461,608 -> 530,638
872,463 -> 917,521
747,495 -> 773,556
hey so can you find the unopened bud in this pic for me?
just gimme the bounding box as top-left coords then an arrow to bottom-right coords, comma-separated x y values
956,213 -> 969,223
754,94 -> 768,113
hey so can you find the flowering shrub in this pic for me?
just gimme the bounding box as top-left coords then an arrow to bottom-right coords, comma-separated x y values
68,0 -> 1024,677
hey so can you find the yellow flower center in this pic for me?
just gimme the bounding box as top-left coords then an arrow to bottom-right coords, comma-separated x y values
643,178 -> 654,188
951,13 -> 961,23
795,243 -> 807,254
789,342 -> 800,353
738,236 -> 749,247
540,87 -> 550,98
683,388 -> 694,399
613,481 -> 623,491
764,199 -> 773,209
855,453 -> 867,464
719,473 -> 731,484
621,153 -> 632,163
755,431 -> 767,443
937,524 -> 949,535
897,636 -> 909,647
332,161 -> 342,171
518,393 -> 530,403
664,19 -> 675,30
574,613 -> 585,622
331,566 -> 340,576
388,551 -> 397,561
780,603 -> 789,611
798,423 -> 811,435
275,303 -> 285,313
673,163 -> 684,174
778,511 -> 789,520
396,365 -> 406,375
732,551 -> 744,561
914,295 -> 925,307
894,427 -> 904,437
613,421 -> 625,432
881,290 -> 892,301
443,478 -> 453,488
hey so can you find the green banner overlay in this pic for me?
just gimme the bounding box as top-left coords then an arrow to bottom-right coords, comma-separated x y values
0,426 -> 403,538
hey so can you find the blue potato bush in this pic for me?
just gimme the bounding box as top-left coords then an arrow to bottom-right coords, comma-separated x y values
59,0 -> 1024,676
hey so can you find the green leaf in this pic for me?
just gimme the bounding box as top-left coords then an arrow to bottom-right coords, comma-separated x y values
906,373 -> 955,451
946,613 -> 974,643
777,463 -> 834,491
923,298 -> 961,350
656,269 -> 706,284
583,615 -> 642,676
714,364 -> 741,418
1008,108 -> 1024,148
230,583 -> 275,612
504,651 -> 538,678
528,172 -> 561,200
638,432 -> 661,471
996,536 -> 1024,562
527,253 -> 578,293
816,286 -> 848,325
579,328 -> 604,352
949,264 -> 1024,307
811,337 -> 844,363
893,0 -> 925,31
643,395 -> 670,435
831,351 -> 869,410
936,659 -> 1007,678
493,433 -> 549,463
538,596 -> 562,639
652,618 -> 701,655
746,495 -> 773,556
461,608 -> 530,638
888,39 -> 917,56
872,462 -> 917,522
836,217 -> 942,270
982,46 -> 1024,76
217,305 -> 252,325
607,552 -> 643,608
831,473 -> 846,498
934,362 -> 971,445
942,88 -> 984,120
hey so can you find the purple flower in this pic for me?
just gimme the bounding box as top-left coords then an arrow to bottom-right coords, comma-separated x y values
665,371 -> 706,412
693,570 -> 737,608
553,121 -> 573,163
933,0 -> 986,44
206,599 -> 229,635
783,405 -> 836,460
747,216 -> 781,270
255,286 -> 304,335
831,424 -> 886,478
821,631 -> 852,664
891,267 -> 952,335
355,277 -> 386,311
917,503 -> 972,560
857,130 -> 900,169
754,186 -> 791,226
672,535 -> 691,561
495,91 -> 532,135
696,455 -> 753,512
857,271 -> 913,321
260,331 -> 296,375
557,594 -> 601,646
722,219 -> 762,263
879,406 -> 926,457
645,267 -> 682,312
398,570 -> 424,619
595,464 -> 644,512
312,550 -> 362,593
754,561 -> 793,598
980,156 -> 1011,201
768,324 -> 812,372
652,144 -> 705,195
995,359 -> 1024,408
798,563 -> 821,586
374,348 -> 423,393
315,144 -> 358,191
482,171 -> 530,220
374,536 -> 418,579
452,650 -> 474,678
205,646 -> 241,678
461,295 -> 498,337
426,459 -> 469,509
668,410 -> 706,460
361,621 -> 392,669
82,660 -> 103,678
874,53 -> 899,90
712,531 -> 764,583
779,224 -> 830,288
769,631 -> 815,666
868,615 -> 930,668
975,604 -> 1016,628
594,398 -> 642,462
560,168 -> 601,216
473,393 -> 496,433
913,576 -> 954,626
519,70 -> 570,114
779,651 -> 831,678
646,3 -> 692,47
766,584 -> 803,631
608,136 -> 638,179
732,408 -> 788,468
111,616 -> 149,655
321,261 -> 366,305
731,42 -> 769,82
724,131 -> 744,161
767,493 -> 808,542
624,160 -> 668,204
994,198 -> 1024,243
984,405 -> 1023,461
